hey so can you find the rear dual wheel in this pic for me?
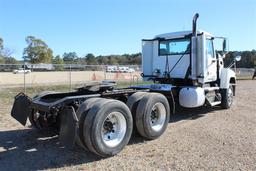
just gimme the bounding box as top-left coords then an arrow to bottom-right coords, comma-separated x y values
127,92 -> 170,140
75,98 -> 102,149
76,98 -> 133,157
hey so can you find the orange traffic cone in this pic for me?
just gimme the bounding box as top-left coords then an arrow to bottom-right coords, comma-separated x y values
92,72 -> 97,81
114,71 -> 124,80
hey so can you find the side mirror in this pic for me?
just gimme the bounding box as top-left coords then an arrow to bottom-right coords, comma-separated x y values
235,55 -> 241,61
223,39 -> 227,53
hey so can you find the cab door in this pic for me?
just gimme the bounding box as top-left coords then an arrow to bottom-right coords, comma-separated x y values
205,38 -> 217,82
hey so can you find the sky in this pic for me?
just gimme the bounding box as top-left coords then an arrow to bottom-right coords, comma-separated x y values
0,0 -> 255,60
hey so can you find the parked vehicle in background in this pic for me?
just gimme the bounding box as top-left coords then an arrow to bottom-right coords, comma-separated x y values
118,66 -> 129,72
128,68 -> 135,73
13,68 -> 31,74
106,65 -> 118,72
106,66 -> 135,73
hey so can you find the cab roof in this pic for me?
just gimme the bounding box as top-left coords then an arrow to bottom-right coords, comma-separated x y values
154,30 -> 213,39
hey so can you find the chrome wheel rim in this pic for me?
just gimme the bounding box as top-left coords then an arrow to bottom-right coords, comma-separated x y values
101,112 -> 126,148
150,103 -> 166,132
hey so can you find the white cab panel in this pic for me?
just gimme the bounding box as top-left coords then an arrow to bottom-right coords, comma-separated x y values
142,41 -> 154,80
152,54 -> 190,78
220,68 -> 236,89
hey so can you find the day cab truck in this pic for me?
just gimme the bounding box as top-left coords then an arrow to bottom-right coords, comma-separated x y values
11,14 -> 240,157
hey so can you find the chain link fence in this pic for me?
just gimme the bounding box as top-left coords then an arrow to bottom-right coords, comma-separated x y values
234,68 -> 255,79
0,64 -> 254,90
0,64 -> 142,92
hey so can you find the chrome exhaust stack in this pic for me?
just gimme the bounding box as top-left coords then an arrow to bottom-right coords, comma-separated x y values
192,13 -> 199,36
191,13 -> 200,84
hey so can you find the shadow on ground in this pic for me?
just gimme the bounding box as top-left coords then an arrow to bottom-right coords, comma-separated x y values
170,106 -> 219,123
0,106 -> 219,171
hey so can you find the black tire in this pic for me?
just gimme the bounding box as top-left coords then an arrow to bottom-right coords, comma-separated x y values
221,85 -> 233,109
83,99 -> 133,157
126,92 -> 148,133
136,93 -> 170,140
75,97 -> 104,150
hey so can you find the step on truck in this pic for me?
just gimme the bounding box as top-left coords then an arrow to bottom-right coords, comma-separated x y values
11,14 -> 240,157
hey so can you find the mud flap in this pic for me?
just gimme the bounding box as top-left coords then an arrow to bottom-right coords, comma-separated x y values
59,106 -> 78,149
11,93 -> 31,126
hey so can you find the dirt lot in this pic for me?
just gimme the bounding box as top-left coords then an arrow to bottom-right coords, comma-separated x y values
0,80 -> 255,170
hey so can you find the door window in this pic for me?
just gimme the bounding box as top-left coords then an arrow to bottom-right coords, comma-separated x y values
206,39 -> 214,58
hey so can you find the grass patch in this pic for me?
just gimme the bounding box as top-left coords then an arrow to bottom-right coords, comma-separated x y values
237,77 -> 254,80
0,81 -> 152,105
0,85 -> 71,105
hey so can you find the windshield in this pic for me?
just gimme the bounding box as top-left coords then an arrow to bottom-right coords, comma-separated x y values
159,38 -> 191,56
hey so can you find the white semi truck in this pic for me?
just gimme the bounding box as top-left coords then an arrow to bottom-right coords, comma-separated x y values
11,14 -> 239,157
140,13 -> 238,109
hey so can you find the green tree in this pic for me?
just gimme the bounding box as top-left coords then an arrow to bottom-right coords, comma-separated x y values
53,55 -> 64,64
52,55 -> 64,70
97,55 -> 109,65
0,37 -> 18,64
224,51 -> 256,68
0,56 -> 4,63
0,37 -> 3,50
23,36 -> 53,63
63,52 -> 78,64
0,37 -> 4,63
4,57 -> 18,64
85,53 -> 97,65
107,56 -> 118,65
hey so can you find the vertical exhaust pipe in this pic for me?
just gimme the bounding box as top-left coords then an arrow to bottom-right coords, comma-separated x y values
192,13 -> 199,36
192,13 -> 199,84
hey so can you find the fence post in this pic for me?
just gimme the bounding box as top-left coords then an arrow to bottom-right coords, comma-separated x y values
23,61 -> 26,94
69,64 -> 72,92
129,71 -> 132,86
104,65 -> 106,80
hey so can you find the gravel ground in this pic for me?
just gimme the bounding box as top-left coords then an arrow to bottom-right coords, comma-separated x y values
0,80 -> 255,170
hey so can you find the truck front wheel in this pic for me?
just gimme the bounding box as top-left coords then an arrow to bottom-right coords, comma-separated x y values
136,93 -> 170,140
221,86 -> 233,109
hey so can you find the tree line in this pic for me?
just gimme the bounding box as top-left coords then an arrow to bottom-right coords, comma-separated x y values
224,50 -> 256,68
0,35 -> 255,68
0,36 -> 141,66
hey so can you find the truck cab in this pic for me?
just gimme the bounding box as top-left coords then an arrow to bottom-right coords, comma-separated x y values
142,30 -> 223,83
140,14 -> 236,109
